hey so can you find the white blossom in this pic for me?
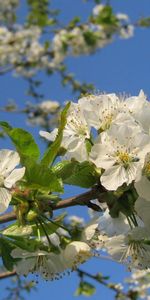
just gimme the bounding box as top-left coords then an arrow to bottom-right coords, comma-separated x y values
125,90 -> 150,134
40,102 -> 91,162
92,4 -> 105,16
63,241 -> 92,269
79,93 -> 127,131
38,100 -> 60,114
98,209 -> 130,236
90,123 -> 150,190
67,215 -> 85,225
11,241 -> 92,279
119,24 -> 134,39
104,227 -> 150,269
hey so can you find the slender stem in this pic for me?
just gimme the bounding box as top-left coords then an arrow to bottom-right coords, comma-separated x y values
37,218 -> 52,246
76,269 -> 130,298
0,186 -> 104,225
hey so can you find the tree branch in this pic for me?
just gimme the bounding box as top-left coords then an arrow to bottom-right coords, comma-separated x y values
52,186 -> 104,210
0,211 -> 16,224
0,270 -> 16,280
0,185 -> 105,225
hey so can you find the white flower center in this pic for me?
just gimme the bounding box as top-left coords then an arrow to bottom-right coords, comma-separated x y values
116,151 -> 132,167
115,150 -> 139,168
101,113 -> 114,130
68,114 -> 89,138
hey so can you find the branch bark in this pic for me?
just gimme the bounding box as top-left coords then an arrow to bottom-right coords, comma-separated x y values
0,185 -> 105,225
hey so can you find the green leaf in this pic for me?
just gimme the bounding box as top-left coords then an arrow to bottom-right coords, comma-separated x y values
69,16 -> 80,28
83,31 -> 97,47
138,17 -> 150,27
75,281 -> 96,297
41,102 -> 70,166
6,235 -> 42,252
93,5 -> 118,27
53,160 -> 100,188
0,122 -> 40,164
25,160 -> 63,192
0,121 -> 12,133
0,237 -> 16,270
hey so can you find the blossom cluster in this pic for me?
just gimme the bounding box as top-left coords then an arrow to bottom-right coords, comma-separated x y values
0,4 -> 134,77
126,269 -> 150,299
0,25 -> 49,77
52,5 -> 134,64
41,90 -> 150,270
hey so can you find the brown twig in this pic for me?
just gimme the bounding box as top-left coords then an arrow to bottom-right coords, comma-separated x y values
0,185 -> 105,225
0,270 -> 16,280
52,186 -> 103,210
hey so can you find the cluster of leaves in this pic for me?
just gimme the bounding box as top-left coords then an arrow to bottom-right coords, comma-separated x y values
26,0 -> 58,27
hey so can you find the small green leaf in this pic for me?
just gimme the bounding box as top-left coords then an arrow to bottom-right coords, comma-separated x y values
6,236 -> 42,252
41,102 -> 70,166
0,122 -> 40,164
83,31 -> 97,47
25,160 -> 63,192
138,17 -> 150,27
93,5 -> 118,27
9,128 -> 40,162
75,281 -> 96,297
53,160 -> 99,188
0,121 -> 12,133
0,237 -> 16,270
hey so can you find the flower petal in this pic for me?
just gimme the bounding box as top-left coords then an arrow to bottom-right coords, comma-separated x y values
135,176 -> 150,201
4,167 -> 25,188
0,188 -> 12,214
39,129 -> 58,141
0,150 -> 20,176
101,165 -> 127,190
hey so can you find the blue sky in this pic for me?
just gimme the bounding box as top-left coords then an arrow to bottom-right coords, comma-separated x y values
1,1 -> 150,299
